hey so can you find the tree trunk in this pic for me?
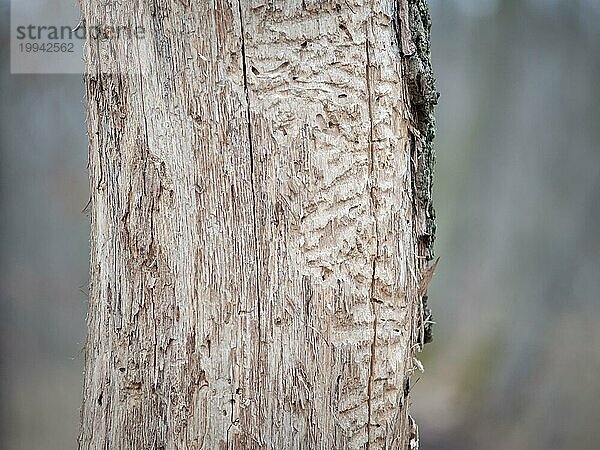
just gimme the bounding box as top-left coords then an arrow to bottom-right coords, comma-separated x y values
79,1 -> 437,449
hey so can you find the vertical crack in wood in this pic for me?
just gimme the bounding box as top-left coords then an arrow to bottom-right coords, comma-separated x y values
131,13 -> 160,388
236,0 -> 263,384
364,12 -> 379,449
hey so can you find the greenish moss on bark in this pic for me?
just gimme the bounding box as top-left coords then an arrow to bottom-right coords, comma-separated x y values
404,0 -> 439,261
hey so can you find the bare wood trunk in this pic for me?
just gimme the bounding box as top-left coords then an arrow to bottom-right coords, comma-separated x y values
79,1 -> 437,449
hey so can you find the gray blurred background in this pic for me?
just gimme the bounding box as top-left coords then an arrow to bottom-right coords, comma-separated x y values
1,0 -> 599,449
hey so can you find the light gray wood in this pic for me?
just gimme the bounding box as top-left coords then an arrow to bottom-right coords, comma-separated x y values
79,1 -> 436,449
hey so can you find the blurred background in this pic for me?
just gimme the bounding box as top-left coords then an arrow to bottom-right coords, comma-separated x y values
0,0 -> 599,449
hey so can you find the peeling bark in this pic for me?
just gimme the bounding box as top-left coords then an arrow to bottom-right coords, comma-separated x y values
79,1 -> 437,449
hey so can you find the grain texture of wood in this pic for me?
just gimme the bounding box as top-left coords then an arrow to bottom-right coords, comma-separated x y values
79,1 -> 437,449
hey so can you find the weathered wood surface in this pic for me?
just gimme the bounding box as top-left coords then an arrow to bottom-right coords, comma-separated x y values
79,1 -> 436,449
